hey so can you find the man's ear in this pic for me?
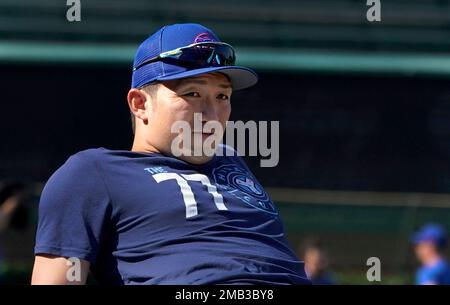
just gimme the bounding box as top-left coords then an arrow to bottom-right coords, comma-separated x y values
127,88 -> 151,124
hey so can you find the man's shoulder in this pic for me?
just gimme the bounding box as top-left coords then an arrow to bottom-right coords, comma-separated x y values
417,260 -> 450,284
66,147 -> 127,165
435,260 -> 450,275
70,147 -> 110,160
41,149 -> 113,202
418,260 -> 449,277
53,148 -> 116,177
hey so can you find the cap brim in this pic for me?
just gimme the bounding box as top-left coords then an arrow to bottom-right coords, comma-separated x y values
156,66 -> 258,90
411,232 -> 439,245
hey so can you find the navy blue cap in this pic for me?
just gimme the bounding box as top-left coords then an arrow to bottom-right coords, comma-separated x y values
131,23 -> 258,90
411,223 -> 448,247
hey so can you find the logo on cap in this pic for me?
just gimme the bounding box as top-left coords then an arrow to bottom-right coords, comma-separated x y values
194,32 -> 217,43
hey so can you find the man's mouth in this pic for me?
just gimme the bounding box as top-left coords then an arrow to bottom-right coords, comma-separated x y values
191,132 -> 215,141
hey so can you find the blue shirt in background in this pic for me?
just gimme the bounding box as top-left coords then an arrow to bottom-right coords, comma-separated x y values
416,259 -> 450,285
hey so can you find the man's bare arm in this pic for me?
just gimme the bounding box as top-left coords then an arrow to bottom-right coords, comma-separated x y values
31,254 -> 90,285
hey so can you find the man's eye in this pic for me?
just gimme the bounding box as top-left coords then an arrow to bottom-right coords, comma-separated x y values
184,92 -> 200,97
217,94 -> 229,100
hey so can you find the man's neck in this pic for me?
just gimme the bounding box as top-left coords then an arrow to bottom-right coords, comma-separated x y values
131,137 -> 160,154
424,254 -> 443,267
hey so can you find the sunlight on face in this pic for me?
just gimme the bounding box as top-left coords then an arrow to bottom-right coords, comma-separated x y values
144,72 -> 232,164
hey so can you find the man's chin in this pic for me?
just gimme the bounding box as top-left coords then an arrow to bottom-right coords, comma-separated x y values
177,154 -> 215,165
169,141 -> 220,164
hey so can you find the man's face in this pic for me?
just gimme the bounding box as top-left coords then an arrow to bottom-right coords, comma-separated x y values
304,248 -> 328,277
414,241 -> 438,264
144,72 -> 232,164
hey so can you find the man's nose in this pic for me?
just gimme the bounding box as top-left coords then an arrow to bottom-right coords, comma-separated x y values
199,96 -> 220,121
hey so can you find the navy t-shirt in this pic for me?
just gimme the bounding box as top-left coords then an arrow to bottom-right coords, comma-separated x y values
35,146 -> 309,284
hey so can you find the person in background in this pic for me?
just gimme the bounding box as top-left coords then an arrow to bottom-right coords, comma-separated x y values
0,181 -> 29,283
0,182 -> 28,232
301,240 -> 335,285
411,223 -> 450,285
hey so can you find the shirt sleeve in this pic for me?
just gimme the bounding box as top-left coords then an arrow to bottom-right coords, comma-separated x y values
34,151 -> 112,264
416,268 -> 438,285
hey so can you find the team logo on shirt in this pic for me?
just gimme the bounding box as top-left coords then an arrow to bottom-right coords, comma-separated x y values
212,164 -> 278,215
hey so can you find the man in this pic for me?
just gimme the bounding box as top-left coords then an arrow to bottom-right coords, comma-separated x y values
31,23 -> 309,285
411,223 -> 450,285
0,181 -> 29,284
302,240 -> 334,285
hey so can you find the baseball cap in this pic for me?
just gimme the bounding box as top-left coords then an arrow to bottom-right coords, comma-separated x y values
411,223 -> 448,247
131,23 -> 258,90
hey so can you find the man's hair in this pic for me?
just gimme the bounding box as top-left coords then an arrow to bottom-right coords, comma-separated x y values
131,83 -> 159,134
